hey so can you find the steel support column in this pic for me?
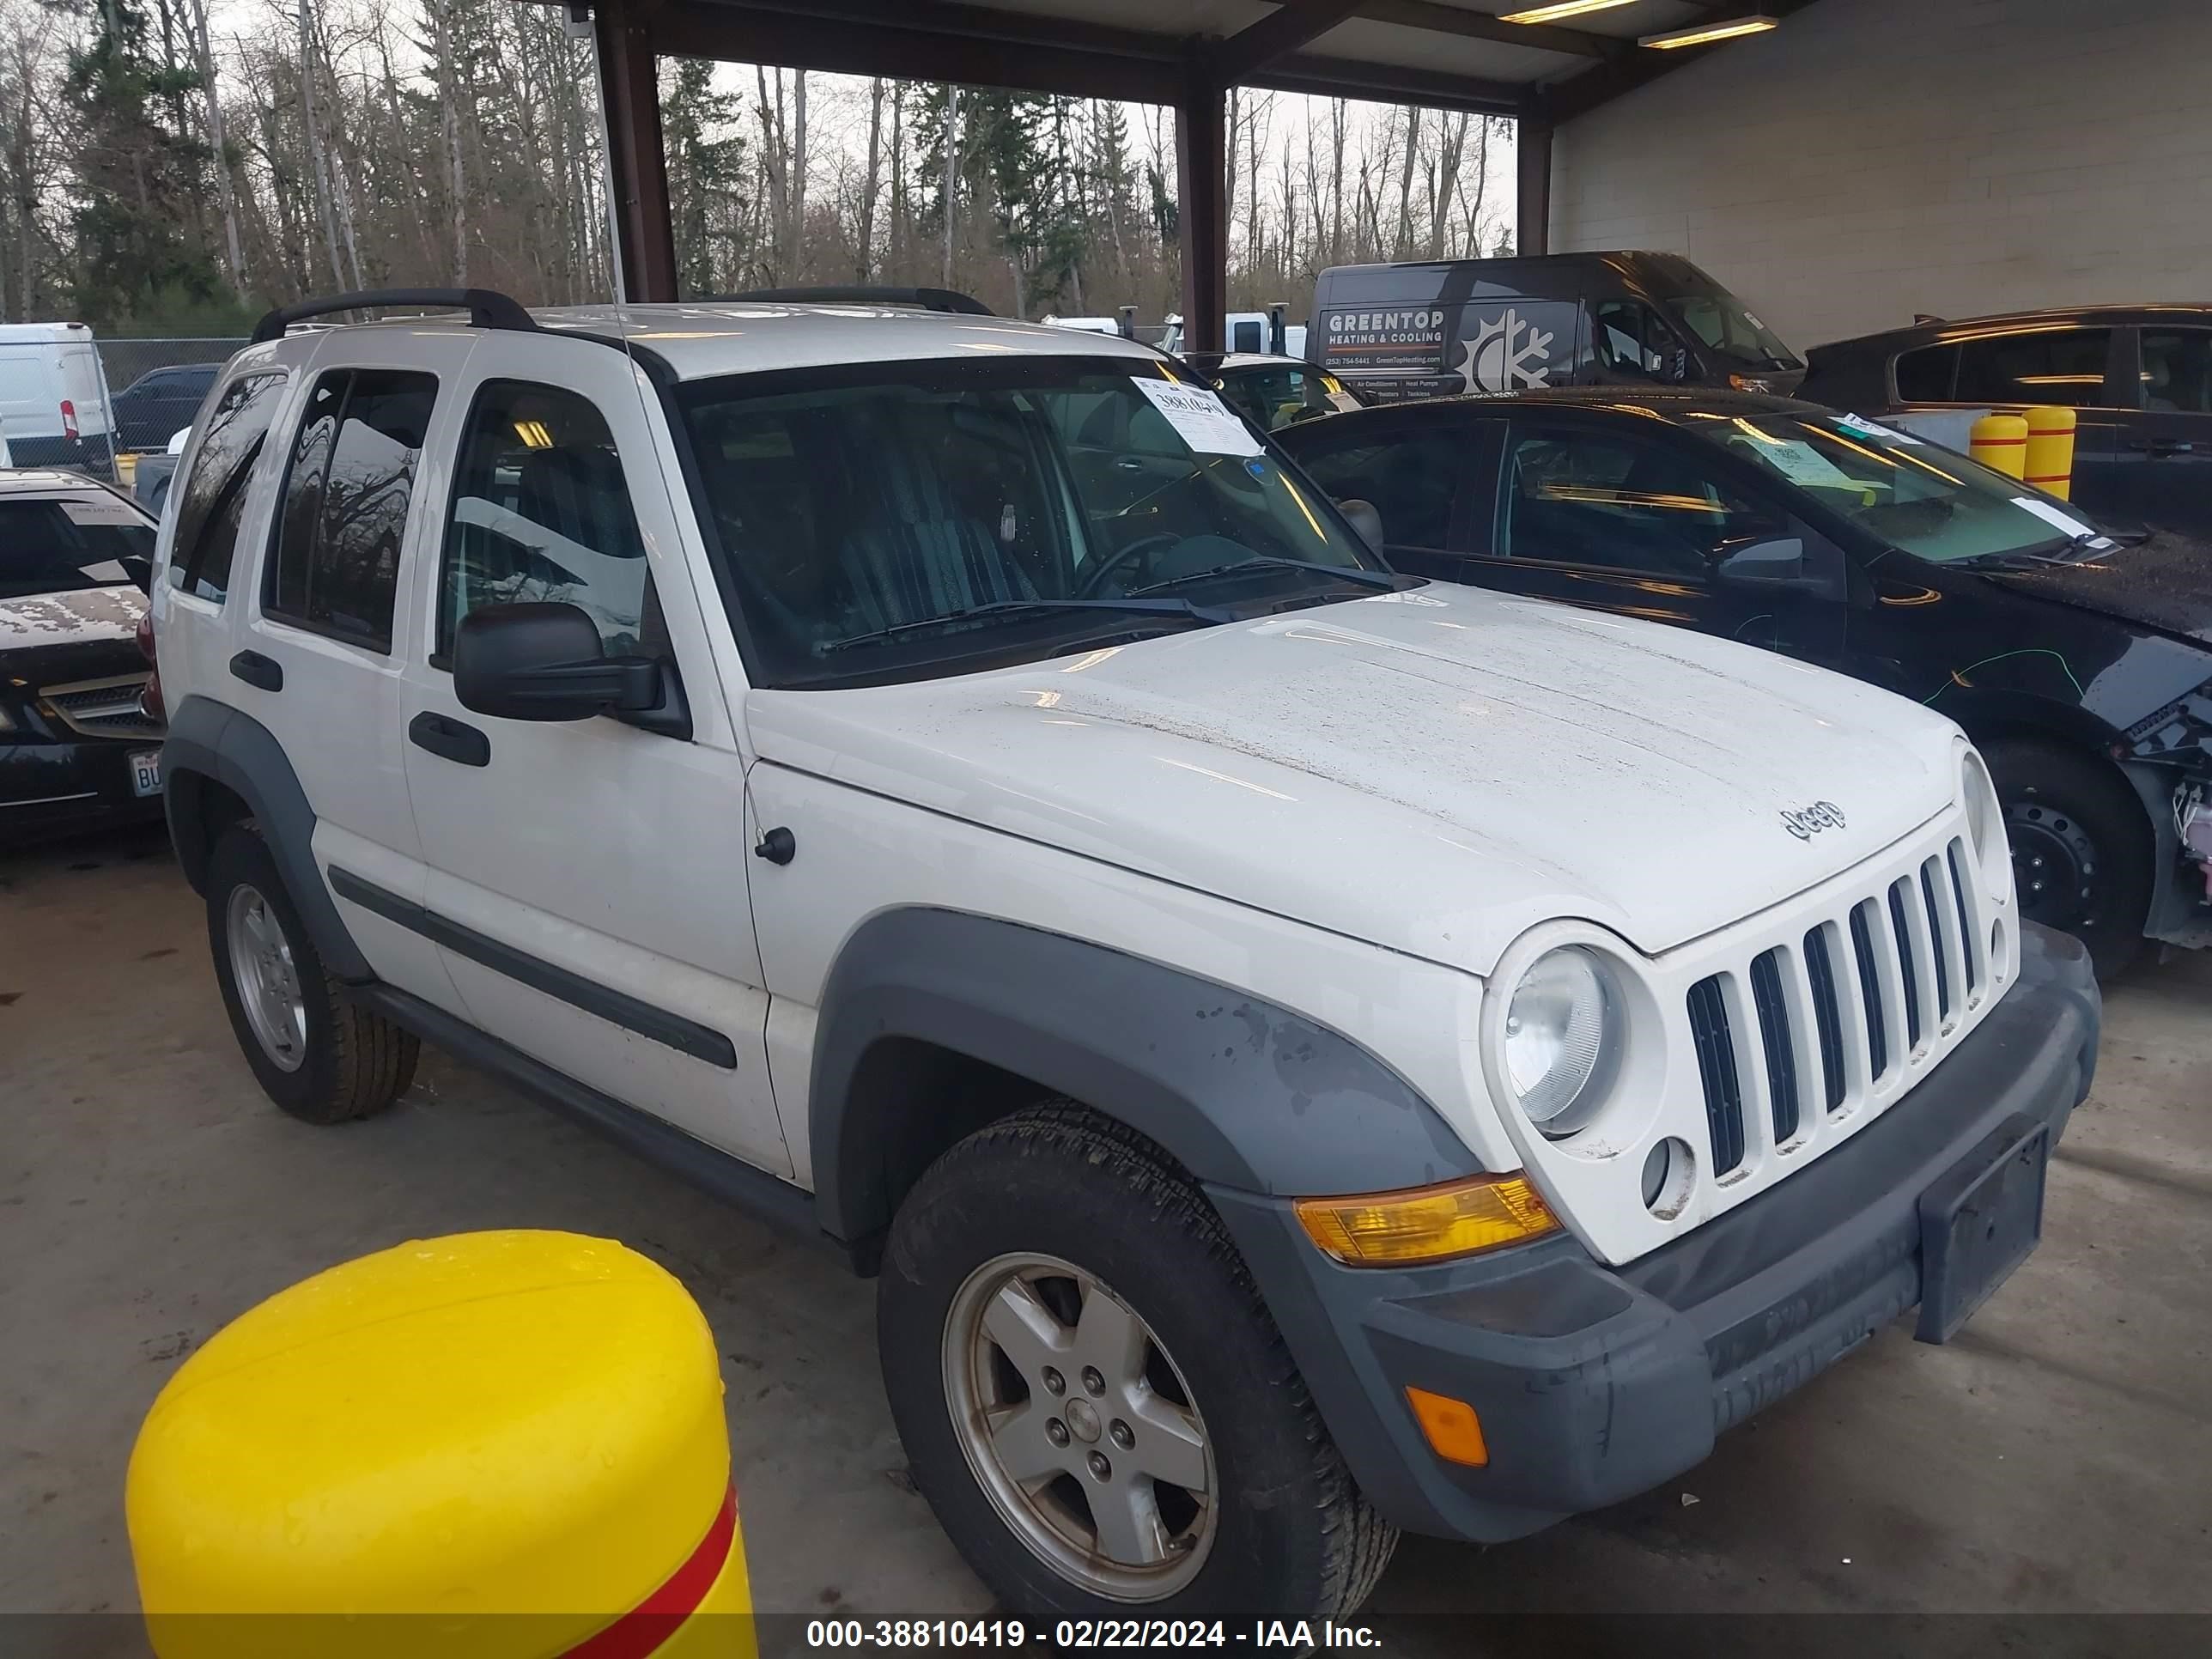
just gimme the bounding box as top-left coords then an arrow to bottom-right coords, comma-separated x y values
596,0 -> 679,302
1516,116 -> 1553,257
1175,76 -> 1228,356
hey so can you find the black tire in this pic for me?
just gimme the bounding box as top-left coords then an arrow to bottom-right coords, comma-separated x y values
879,1102 -> 1396,1625
205,823 -> 418,1124
1981,738 -> 2152,979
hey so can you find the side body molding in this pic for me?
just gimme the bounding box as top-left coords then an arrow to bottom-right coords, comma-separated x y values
808,908 -> 1485,1247
161,694 -> 372,981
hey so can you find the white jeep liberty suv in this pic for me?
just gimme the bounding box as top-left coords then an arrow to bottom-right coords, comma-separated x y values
149,288 -> 2100,1624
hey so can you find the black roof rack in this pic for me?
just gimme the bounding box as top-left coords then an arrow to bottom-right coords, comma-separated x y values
251,288 -> 538,344
712,285 -> 994,317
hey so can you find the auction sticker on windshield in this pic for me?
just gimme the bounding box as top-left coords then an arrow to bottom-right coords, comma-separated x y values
1838,412 -> 1918,444
1133,378 -> 1263,456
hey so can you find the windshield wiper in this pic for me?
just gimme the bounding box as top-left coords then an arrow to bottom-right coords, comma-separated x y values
819,596 -> 1232,654
1122,555 -> 1413,599
1955,546 -> 2092,571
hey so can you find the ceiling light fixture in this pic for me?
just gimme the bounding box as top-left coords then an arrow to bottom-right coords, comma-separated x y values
1641,13 -> 1779,49
1501,0 -> 1638,24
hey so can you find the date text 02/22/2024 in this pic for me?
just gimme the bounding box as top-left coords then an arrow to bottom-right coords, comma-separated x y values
804,1619 -> 1385,1648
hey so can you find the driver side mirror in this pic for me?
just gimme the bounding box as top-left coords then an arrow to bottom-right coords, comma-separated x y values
1335,498 -> 1384,551
1712,537 -> 1808,586
453,602 -> 663,722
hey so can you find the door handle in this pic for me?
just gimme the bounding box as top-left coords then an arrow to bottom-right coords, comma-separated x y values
2127,437 -> 2195,456
408,710 -> 490,768
229,650 -> 283,692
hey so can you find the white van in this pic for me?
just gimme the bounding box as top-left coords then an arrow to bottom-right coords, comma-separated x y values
0,322 -> 118,474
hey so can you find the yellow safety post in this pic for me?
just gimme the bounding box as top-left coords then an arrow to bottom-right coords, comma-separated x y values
2024,405 -> 2077,498
1969,412 -> 2029,479
127,1231 -> 751,1659
118,452 -> 138,489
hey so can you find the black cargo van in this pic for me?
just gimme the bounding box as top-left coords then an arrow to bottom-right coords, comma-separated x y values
1310,251 -> 1803,404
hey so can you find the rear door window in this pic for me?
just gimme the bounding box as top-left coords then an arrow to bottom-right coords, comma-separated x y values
1954,327 -> 2115,406
169,372 -> 288,603
267,368 -> 437,651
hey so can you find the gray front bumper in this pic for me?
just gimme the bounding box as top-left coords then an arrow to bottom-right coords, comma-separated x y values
1211,921 -> 2102,1544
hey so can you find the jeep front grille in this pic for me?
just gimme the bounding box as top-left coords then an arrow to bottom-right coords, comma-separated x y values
39,673 -> 163,740
1686,837 -> 1988,1179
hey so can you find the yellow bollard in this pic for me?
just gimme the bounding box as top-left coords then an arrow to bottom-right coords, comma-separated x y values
118,451 -> 138,489
2024,405 -> 2077,499
1969,412 -> 2029,480
127,1231 -> 752,1659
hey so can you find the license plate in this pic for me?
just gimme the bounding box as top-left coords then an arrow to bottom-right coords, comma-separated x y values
1915,1115 -> 2050,1344
130,749 -> 162,798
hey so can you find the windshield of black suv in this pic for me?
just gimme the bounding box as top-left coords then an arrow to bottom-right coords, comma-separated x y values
0,496 -> 155,600
677,357 -> 1398,685
1662,289 -> 1801,372
1690,409 -> 2116,564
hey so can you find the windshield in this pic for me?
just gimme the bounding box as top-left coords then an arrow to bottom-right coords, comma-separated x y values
1690,410 -> 2112,563
677,358 -> 1389,685
0,497 -> 154,600
1663,290 -> 1801,371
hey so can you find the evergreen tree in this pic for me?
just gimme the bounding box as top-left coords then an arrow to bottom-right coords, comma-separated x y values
58,0 -> 223,326
662,58 -> 745,296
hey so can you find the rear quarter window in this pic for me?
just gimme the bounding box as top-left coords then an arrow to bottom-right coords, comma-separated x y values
1893,343 -> 1957,402
168,372 -> 289,604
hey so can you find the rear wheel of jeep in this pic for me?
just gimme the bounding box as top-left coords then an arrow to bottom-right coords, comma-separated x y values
878,1102 -> 1395,1624
1981,738 -> 2152,979
205,824 -> 418,1124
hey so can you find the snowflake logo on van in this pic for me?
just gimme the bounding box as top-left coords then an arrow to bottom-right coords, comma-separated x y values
1460,309 -> 1555,394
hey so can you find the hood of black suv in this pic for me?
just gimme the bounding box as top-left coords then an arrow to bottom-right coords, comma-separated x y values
1983,532 -> 2212,647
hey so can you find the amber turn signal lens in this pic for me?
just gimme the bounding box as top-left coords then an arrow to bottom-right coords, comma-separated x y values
1294,1173 -> 1559,1267
1405,1387 -> 1490,1468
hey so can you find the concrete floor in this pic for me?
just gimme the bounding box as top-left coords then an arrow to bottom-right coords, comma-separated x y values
4,824 -> 2209,1649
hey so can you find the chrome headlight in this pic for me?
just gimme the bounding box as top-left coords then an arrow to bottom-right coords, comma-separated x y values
1502,946 -> 1621,1135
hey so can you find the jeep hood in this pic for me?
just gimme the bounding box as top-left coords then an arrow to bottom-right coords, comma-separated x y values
746,586 -> 1961,975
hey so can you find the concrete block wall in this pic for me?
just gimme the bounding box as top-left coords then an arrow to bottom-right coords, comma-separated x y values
1549,0 -> 2212,349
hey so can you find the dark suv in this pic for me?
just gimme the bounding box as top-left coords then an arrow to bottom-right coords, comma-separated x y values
1279,388 -> 2212,976
1799,306 -> 2212,537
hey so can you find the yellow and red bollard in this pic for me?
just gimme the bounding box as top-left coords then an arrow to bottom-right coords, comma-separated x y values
126,1231 -> 752,1659
1969,412 -> 2029,479
2023,404 -> 2077,499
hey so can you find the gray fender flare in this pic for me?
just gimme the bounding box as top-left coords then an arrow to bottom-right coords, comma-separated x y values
161,694 -> 371,981
808,907 -> 1484,1246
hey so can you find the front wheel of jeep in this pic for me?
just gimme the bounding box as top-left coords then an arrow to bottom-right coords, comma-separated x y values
878,1103 -> 1396,1625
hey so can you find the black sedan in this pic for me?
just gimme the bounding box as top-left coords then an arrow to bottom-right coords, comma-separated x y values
1279,388 -> 2212,975
0,470 -> 166,842
1799,305 -> 2212,538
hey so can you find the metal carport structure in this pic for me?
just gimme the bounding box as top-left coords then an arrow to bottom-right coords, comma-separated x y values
578,0 -> 1816,345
